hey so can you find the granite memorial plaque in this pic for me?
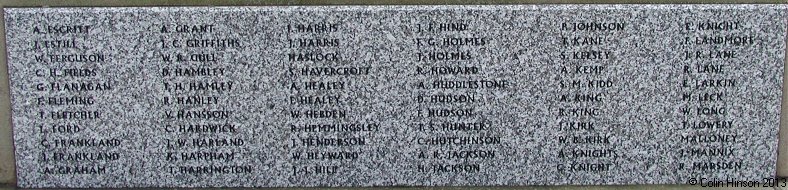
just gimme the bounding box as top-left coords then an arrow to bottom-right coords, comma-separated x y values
4,5 -> 788,188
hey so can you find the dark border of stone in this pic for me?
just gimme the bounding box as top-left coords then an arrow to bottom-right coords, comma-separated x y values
0,1 -> 787,188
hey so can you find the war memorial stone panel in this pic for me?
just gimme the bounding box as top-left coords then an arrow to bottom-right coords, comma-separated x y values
3,5 -> 787,188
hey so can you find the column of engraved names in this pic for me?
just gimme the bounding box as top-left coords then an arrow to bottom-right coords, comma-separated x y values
286,22 -> 377,178
157,24 -> 253,177
410,21 -> 507,175
554,21 -> 624,174
677,20 -> 749,171
30,25 -> 120,176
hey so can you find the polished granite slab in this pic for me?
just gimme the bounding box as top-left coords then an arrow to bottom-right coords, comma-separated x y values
3,5 -> 787,188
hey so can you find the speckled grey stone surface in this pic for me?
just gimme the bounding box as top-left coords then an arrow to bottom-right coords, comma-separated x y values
3,5 -> 787,188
